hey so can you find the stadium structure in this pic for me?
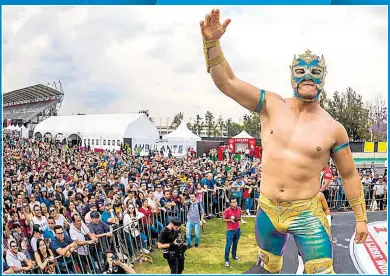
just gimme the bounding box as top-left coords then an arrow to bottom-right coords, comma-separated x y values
3,81 -> 64,139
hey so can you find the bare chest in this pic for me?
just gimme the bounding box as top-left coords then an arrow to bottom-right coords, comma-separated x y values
262,111 -> 334,159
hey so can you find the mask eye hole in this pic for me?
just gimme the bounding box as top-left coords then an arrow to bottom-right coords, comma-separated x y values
311,69 -> 321,75
295,69 -> 305,75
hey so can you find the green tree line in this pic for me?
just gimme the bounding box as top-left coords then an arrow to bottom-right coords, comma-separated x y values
144,87 -> 387,141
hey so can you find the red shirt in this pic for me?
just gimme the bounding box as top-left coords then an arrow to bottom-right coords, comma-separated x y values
139,206 -> 153,225
224,207 -> 241,230
323,167 -> 332,181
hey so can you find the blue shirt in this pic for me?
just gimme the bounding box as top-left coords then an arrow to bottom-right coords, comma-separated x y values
50,236 -> 73,264
187,201 -> 204,223
101,210 -> 117,225
201,178 -> 214,190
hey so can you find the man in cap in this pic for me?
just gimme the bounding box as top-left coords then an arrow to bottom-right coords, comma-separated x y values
30,224 -> 44,252
158,217 -> 187,274
101,200 -> 119,225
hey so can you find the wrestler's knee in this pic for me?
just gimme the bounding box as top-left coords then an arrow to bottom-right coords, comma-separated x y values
258,248 -> 283,273
304,258 -> 335,274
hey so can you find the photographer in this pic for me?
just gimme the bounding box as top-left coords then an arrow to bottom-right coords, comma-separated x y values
158,217 -> 186,274
104,250 -> 135,274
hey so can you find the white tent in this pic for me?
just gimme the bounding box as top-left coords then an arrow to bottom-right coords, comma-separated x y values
233,130 -> 254,139
133,120 -> 200,157
164,121 -> 201,141
34,113 -> 159,150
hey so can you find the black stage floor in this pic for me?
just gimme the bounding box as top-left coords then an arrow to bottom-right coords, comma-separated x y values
244,211 -> 387,274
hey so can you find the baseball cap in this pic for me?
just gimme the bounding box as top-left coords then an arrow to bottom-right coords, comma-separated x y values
33,224 -> 44,234
170,217 -> 182,227
90,211 -> 100,219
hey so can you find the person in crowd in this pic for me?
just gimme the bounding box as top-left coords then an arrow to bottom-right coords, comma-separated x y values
34,238 -> 56,274
6,240 -> 36,273
50,225 -> 78,274
223,197 -> 242,267
104,250 -> 136,274
185,193 -> 205,248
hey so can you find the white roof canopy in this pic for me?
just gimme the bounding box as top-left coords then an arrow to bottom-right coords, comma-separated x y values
164,121 -> 201,141
233,130 -> 254,139
34,113 -> 159,139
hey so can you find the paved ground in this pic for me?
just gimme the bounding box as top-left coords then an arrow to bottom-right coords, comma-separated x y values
244,211 -> 387,274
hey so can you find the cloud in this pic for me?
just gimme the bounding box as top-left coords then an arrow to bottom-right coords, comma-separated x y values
3,6 -> 388,123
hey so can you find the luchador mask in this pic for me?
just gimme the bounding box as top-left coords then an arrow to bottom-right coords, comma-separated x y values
290,49 -> 327,102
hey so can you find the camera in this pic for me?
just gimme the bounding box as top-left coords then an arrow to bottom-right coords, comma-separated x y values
175,233 -> 184,245
231,216 -> 236,223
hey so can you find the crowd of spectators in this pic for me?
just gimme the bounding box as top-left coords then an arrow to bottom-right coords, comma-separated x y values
2,133 -> 387,274
321,162 -> 387,211
2,135 -> 261,274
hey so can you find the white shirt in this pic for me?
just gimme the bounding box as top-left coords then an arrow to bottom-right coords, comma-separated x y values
6,251 -> 27,269
55,214 -> 67,228
154,191 -> 164,202
69,222 -> 91,256
373,183 -> 386,196
30,216 -> 48,232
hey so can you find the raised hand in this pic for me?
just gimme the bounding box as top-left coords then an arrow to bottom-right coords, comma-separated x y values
200,9 -> 231,41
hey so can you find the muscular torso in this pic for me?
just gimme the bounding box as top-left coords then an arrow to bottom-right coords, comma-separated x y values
260,98 -> 337,202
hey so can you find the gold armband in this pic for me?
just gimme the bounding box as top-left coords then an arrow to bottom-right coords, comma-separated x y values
348,187 -> 367,222
203,38 -> 225,73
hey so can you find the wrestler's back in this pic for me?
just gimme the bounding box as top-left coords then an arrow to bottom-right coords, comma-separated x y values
260,98 -> 338,202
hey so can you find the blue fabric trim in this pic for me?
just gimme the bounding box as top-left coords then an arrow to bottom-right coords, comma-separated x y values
255,89 -> 265,112
331,142 -> 350,154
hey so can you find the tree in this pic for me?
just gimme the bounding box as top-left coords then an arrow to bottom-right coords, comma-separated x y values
325,87 -> 370,141
193,114 -> 204,136
204,111 -> 215,137
229,122 -> 244,137
242,112 -> 261,138
319,90 -> 329,109
138,110 -> 153,122
171,112 -> 184,129
226,118 -> 233,137
368,94 -> 387,141
217,116 -> 226,137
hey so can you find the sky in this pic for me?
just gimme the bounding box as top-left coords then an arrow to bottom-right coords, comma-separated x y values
2,6 -> 388,125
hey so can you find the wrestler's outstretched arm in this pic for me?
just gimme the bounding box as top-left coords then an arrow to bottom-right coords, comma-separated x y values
200,9 -> 284,114
331,122 -> 368,244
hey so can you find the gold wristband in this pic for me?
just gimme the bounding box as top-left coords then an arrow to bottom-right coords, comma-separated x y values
348,186 -> 368,222
202,38 -> 225,73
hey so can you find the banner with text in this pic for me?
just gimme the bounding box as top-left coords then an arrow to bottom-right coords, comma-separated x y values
132,139 -> 197,157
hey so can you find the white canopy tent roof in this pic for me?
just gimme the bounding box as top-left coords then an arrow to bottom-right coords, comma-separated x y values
233,130 -> 254,139
163,121 -> 201,141
34,113 -> 159,139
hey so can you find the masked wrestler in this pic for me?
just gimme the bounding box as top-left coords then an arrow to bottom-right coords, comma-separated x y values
199,9 -> 368,274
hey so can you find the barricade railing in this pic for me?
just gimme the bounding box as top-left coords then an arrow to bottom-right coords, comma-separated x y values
324,183 -> 387,211
13,184 -> 387,274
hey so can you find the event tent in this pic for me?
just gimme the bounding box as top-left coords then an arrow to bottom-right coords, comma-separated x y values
33,113 -> 159,150
163,121 -> 201,141
131,120 -> 201,157
233,130 -> 254,139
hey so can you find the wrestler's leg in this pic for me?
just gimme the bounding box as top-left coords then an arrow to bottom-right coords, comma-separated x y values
252,206 -> 289,273
289,211 -> 334,274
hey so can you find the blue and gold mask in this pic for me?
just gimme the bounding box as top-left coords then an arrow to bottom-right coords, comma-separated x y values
290,50 -> 327,102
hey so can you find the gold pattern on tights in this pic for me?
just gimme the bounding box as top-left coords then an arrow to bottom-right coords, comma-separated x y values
258,194 -> 330,237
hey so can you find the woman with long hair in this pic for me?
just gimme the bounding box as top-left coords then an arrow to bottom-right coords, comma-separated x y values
34,239 -> 56,274
123,204 -> 150,255
65,201 -> 79,222
40,203 -> 49,218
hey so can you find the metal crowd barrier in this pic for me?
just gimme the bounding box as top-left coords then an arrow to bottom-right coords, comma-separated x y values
324,183 -> 387,211
19,184 -> 387,274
